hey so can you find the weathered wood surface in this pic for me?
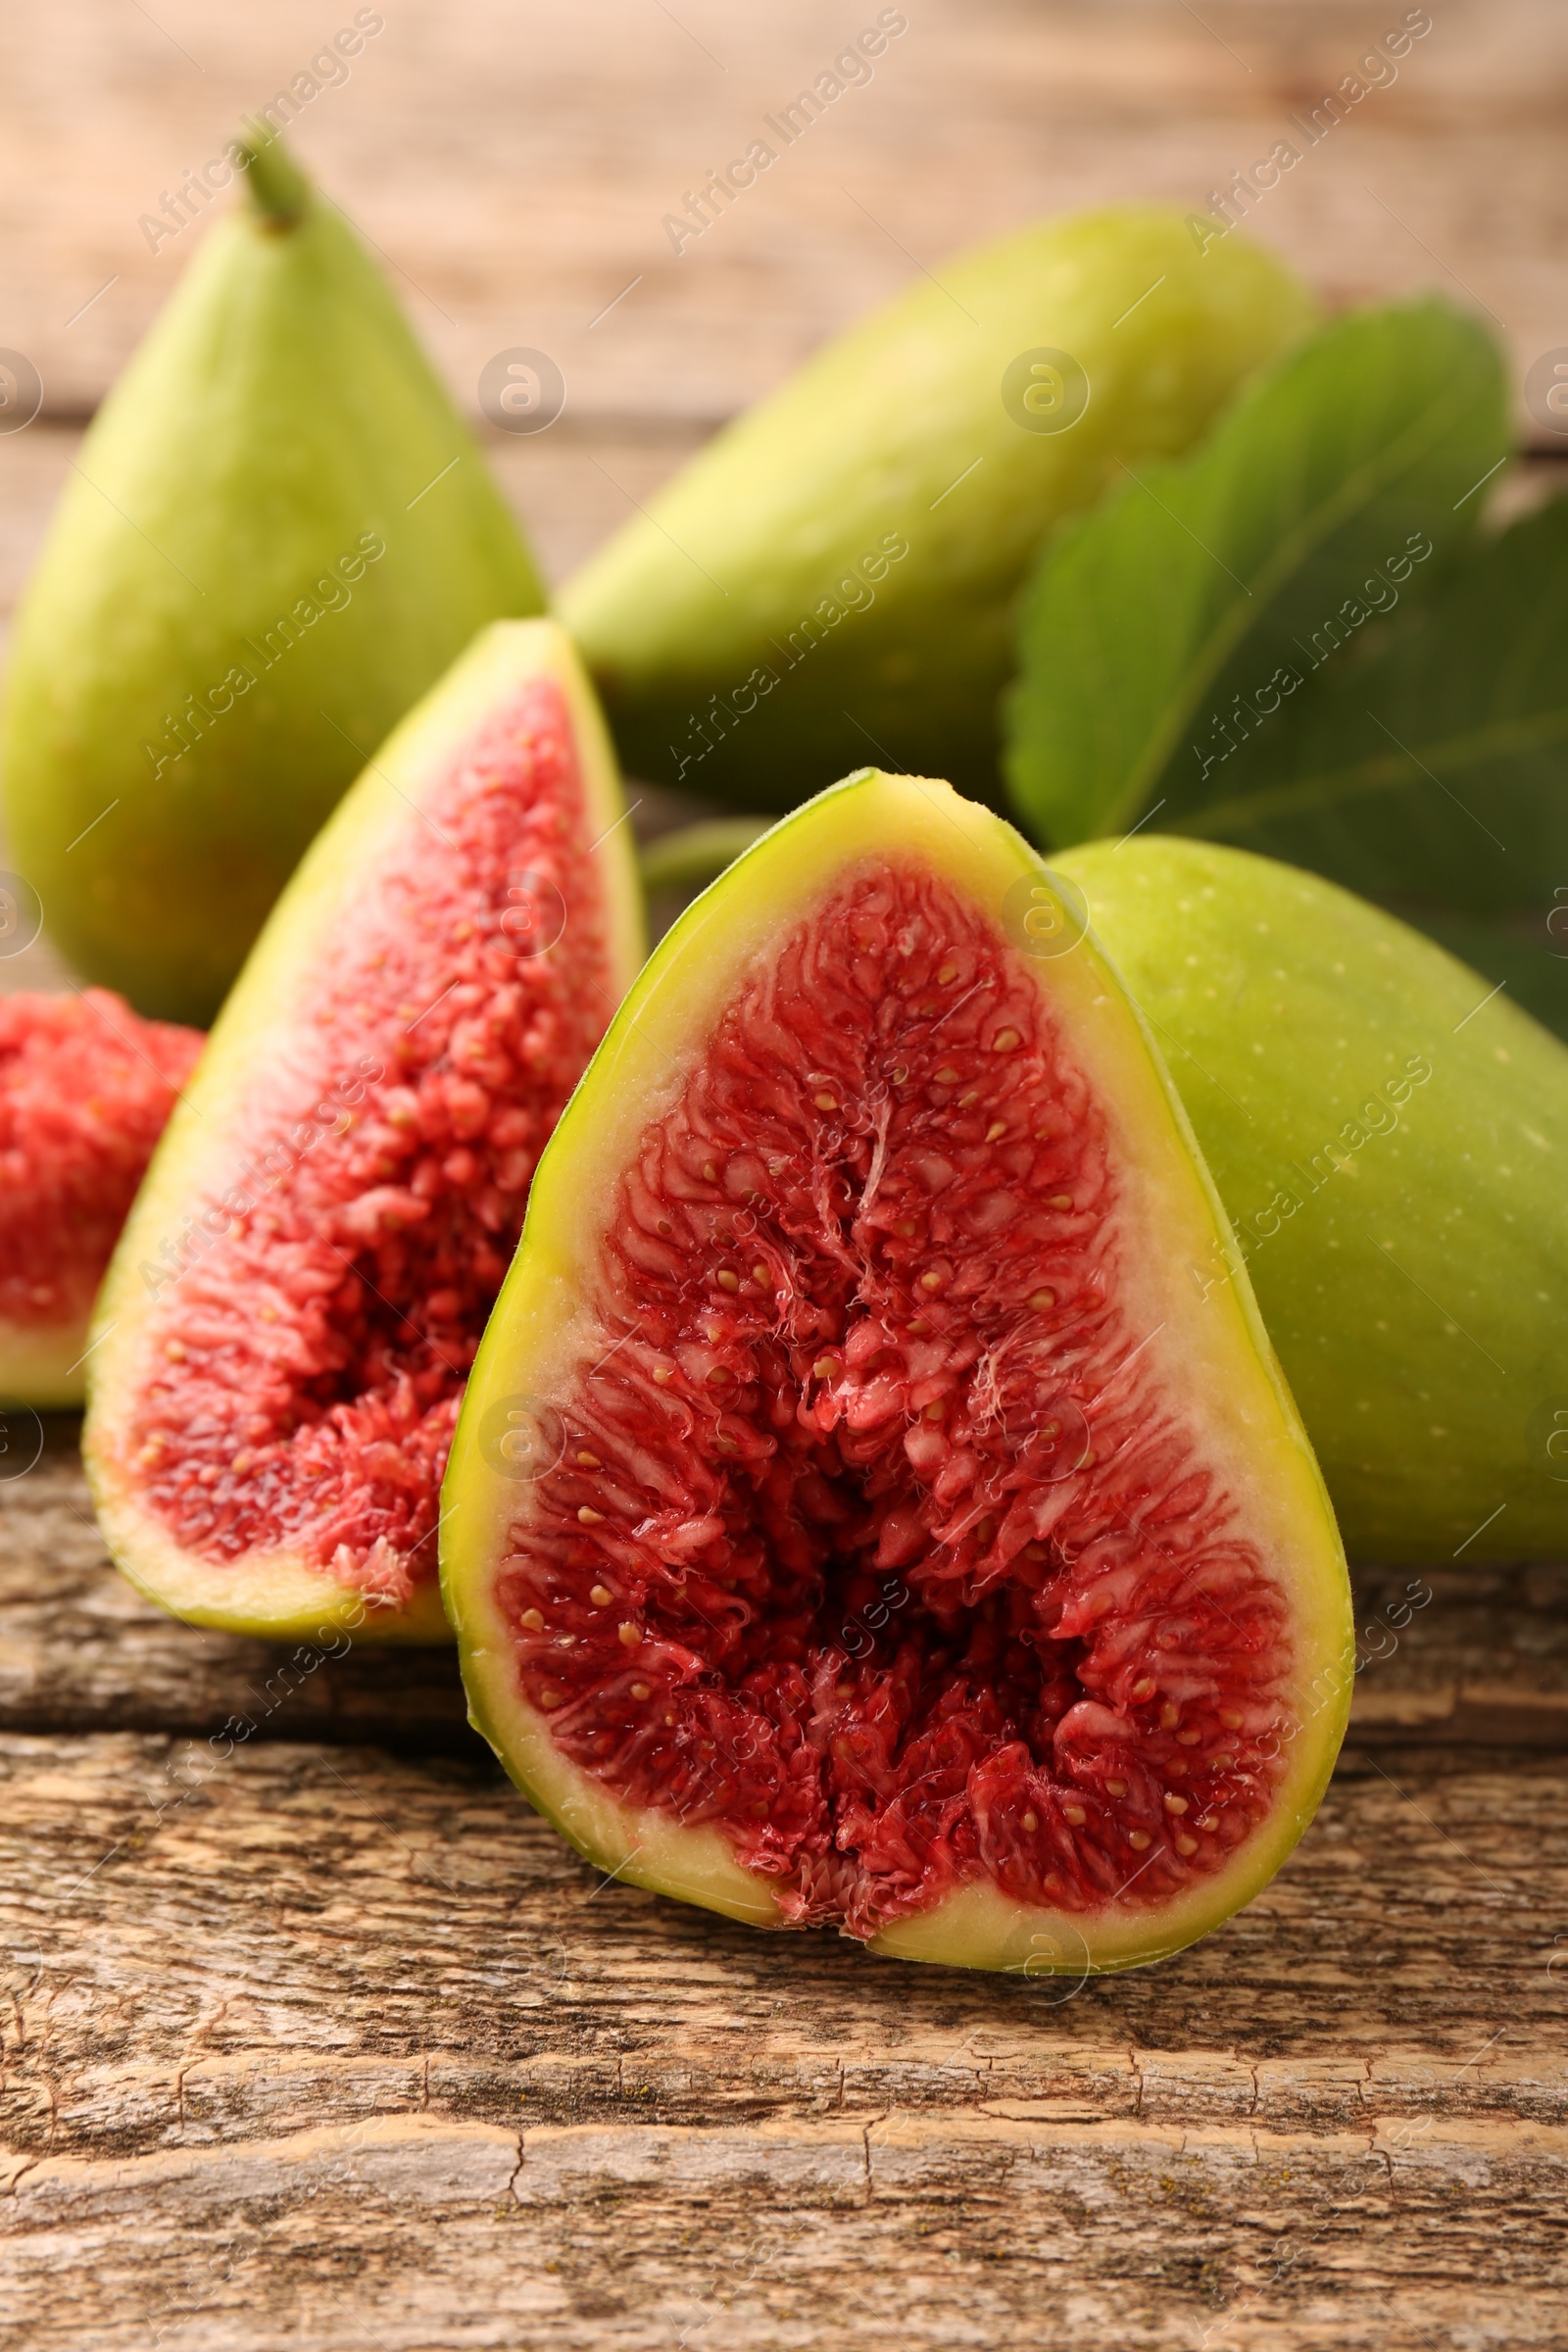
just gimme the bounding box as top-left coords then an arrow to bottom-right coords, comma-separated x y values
4,1720 -> 1568,2350
2,2 -> 1568,2343
2,1444 -> 1567,2349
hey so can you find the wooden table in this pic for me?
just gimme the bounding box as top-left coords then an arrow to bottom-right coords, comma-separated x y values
3,1433 -> 1567,2347
2,4 -> 1566,2343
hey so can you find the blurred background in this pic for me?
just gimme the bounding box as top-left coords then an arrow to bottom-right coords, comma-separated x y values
2,0 -> 1563,617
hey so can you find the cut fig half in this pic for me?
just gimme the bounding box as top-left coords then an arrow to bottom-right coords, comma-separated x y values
444,770 -> 1351,1973
0,991 -> 203,1408
84,620 -> 643,1642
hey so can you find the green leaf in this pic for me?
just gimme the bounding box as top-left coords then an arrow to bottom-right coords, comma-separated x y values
1003,298 -> 1508,848
1168,495 -> 1568,899
1166,493 -> 1568,1033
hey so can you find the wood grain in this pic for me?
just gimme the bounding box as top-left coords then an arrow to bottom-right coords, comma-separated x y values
2,1436 -> 1567,2345
2,1722 -> 1565,2348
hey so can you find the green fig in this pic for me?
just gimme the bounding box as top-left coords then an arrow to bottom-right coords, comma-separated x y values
1,135 -> 545,1024
1055,837 -> 1568,1562
559,208 -> 1315,809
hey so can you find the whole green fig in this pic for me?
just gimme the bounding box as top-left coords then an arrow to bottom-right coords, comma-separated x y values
1058,836 -> 1568,1562
1,136 -> 545,1022
560,208 -> 1314,808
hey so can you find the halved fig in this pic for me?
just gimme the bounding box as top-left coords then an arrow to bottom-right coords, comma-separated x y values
0,991 -> 203,1407
84,620 -> 643,1642
443,771 -> 1351,1973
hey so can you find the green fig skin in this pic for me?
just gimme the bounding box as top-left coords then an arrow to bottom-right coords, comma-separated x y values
1056,838 -> 1568,1563
559,209 -> 1315,810
1,138 -> 545,1024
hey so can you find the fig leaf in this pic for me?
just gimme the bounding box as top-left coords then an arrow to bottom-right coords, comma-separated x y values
1004,299 -> 1508,848
1156,496 -> 1568,1036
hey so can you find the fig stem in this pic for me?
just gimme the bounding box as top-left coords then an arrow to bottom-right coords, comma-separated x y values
641,817 -> 769,897
237,130 -> 312,226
